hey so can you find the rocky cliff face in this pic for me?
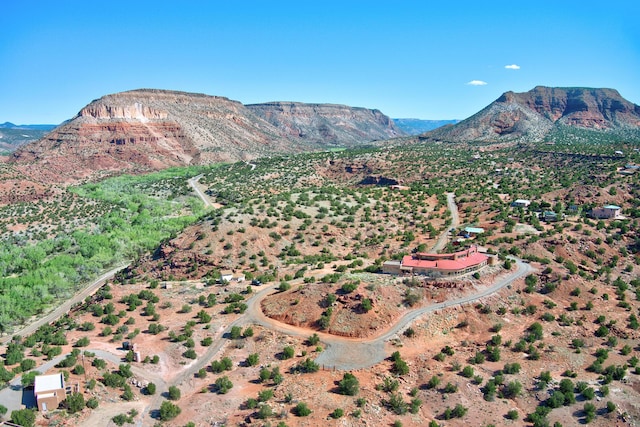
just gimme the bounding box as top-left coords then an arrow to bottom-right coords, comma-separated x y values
425,86 -> 640,143
11,90 -> 403,184
246,102 -> 404,145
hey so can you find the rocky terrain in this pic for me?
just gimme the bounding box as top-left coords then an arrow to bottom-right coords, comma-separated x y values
0,139 -> 639,427
246,102 -> 404,145
425,86 -> 640,143
7,90 -> 402,185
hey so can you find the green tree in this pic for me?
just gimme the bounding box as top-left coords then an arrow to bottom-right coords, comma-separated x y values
246,353 -> 259,366
331,408 -> 344,418
159,401 -> 181,421
294,402 -> 311,416
215,376 -> 233,394
66,392 -> 85,413
337,372 -> 360,396
10,409 -> 36,427
145,382 -> 156,395
307,333 -> 320,346
502,380 -> 523,398
282,346 -> 295,359
168,385 -> 181,401
257,404 -> 273,419
229,325 -> 242,339
85,397 -> 99,409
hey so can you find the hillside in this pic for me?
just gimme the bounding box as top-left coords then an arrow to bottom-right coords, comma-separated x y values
424,86 -> 640,144
1,142 -> 639,427
246,102 -> 404,145
8,90 -> 400,185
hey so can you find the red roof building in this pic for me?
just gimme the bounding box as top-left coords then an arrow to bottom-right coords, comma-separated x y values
384,246 -> 489,278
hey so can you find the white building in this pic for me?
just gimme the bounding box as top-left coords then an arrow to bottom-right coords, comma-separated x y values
34,373 -> 66,411
511,199 -> 531,208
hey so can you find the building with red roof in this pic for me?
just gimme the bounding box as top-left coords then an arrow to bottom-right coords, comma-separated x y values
383,245 -> 490,278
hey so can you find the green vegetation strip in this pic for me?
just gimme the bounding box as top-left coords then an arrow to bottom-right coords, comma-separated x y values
0,167 -> 208,333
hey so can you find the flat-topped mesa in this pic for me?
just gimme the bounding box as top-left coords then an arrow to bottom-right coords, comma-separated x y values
9,89 -> 403,187
246,101 -> 403,144
425,86 -> 640,143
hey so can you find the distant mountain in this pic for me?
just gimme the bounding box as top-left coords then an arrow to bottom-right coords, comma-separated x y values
10,89 -> 401,184
0,122 -> 57,130
247,102 -> 404,146
424,86 -> 640,143
393,119 -> 458,135
0,123 -> 56,153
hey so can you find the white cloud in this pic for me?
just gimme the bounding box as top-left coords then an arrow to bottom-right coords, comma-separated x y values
466,80 -> 488,86
505,64 -> 521,70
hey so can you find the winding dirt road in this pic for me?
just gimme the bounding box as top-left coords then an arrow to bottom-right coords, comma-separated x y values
1,185 -> 534,426
0,264 -> 129,345
245,257 -> 533,370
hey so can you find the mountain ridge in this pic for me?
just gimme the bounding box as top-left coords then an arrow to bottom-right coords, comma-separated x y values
423,86 -> 640,143
9,89 -> 400,184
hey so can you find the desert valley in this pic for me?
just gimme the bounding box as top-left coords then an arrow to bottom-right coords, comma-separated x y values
0,86 -> 639,427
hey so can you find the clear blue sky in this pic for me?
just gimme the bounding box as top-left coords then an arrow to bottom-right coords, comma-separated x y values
1,0 -> 639,124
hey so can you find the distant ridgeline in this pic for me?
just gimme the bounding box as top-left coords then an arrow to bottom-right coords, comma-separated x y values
0,122 -> 57,153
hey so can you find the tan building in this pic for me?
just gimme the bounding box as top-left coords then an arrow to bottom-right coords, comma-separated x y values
34,373 -> 66,411
382,260 -> 402,275
590,205 -> 622,219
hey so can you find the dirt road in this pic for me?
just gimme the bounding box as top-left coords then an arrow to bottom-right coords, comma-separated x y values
0,264 -> 129,345
430,192 -> 459,253
246,257 -> 533,370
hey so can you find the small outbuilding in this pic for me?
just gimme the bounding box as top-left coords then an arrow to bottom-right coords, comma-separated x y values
511,199 -> 531,208
382,260 -> 402,275
220,270 -> 234,283
463,227 -> 485,235
542,211 -> 559,222
34,373 -> 66,412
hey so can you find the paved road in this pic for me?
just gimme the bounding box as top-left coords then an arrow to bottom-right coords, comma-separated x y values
187,174 -> 213,208
246,257 -> 534,370
0,264 -> 129,345
0,184 -> 532,424
430,192 -> 459,253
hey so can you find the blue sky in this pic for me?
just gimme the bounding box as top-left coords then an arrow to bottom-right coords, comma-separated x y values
1,0 -> 639,124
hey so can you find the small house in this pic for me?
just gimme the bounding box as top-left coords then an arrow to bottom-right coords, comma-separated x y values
34,373 -> 66,412
511,199 -> 531,208
542,211 -> 559,222
590,205 -> 622,219
220,270 -> 234,283
382,260 -> 402,275
464,227 -> 484,235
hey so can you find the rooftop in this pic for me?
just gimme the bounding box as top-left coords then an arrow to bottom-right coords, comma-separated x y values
34,373 -> 64,393
402,252 -> 488,271
464,227 -> 485,234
